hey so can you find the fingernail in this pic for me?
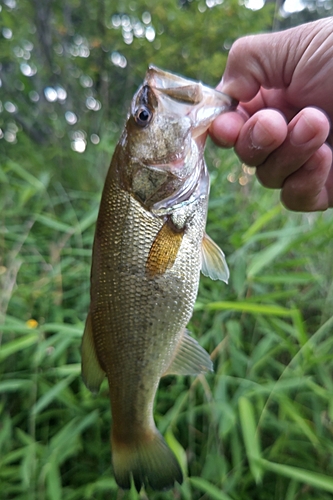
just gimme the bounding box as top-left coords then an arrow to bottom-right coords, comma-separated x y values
251,121 -> 275,148
290,116 -> 316,146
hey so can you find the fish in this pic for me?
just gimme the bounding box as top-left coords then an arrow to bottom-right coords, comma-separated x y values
81,66 -> 237,492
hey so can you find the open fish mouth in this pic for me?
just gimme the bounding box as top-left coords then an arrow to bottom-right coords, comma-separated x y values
145,65 -> 237,130
142,66 -> 237,213
144,65 -> 237,170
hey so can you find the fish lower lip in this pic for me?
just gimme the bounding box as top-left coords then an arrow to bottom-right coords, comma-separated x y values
166,157 -> 185,173
150,156 -> 186,177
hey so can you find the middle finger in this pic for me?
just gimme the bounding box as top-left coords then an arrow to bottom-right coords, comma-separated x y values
256,107 -> 330,189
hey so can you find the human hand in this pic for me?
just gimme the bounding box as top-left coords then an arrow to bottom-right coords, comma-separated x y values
210,18 -> 333,211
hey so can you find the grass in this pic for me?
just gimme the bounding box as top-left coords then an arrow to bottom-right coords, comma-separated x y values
1,139 -> 333,500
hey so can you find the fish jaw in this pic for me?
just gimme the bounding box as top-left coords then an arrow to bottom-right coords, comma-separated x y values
145,64 -> 237,142
146,67 -> 236,213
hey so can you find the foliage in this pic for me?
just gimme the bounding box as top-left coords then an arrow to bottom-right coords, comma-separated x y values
1,1 -> 333,500
3,142 -> 333,500
277,0 -> 333,29
0,0 -> 273,160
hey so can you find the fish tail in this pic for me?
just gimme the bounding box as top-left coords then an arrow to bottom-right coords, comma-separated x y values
111,427 -> 183,492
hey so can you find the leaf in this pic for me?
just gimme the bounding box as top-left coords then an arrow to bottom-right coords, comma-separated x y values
242,204 -> 282,242
0,333 -> 39,362
0,380 -> 34,392
46,461 -> 62,500
50,364 -> 81,377
48,412 -> 98,465
197,300 -> 294,316
189,477 -> 234,500
279,397 -> 320,446
252,273 -> 319,285
30,375 -> 76,415
21,443 -> 40,488
42,323 -> 83,337
7,160 -> 46,191
83,478 -> 118,497
247,238 -> 292,278
73,206 -> 98,234
165,428 -> 188,476
259,459 -> 333,493
238,396 -> 262,484
34,214 -> 73,233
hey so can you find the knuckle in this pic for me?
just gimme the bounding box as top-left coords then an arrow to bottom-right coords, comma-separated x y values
256,165 -> 282,189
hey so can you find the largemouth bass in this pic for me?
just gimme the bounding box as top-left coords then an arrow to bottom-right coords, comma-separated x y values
81,66 -> 236,492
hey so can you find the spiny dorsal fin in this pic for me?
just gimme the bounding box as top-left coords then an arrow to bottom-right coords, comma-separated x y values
81,312 -> 105,393
163,329 -> 213,376
201,232 -> 229,283
146,220 -> 184,278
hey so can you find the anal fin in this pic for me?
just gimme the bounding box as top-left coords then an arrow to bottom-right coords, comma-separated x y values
163,329 -> 213,376
81,312 -> 105,393
201,232 -> 229,283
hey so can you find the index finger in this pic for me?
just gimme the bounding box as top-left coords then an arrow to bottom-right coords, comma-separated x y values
209,110 -> 246,148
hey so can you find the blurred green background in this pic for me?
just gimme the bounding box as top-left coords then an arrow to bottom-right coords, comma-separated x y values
1,1 -> 333,499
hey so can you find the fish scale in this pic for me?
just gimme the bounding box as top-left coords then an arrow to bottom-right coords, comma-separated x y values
81,66 -> 235,492
93,180 -> 203,371
91,180 -> 203,448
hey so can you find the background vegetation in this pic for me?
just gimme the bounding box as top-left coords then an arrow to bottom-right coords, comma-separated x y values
1,0 -> 333,499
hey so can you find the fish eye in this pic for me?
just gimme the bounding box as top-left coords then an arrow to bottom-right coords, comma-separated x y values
134,106 -> 152,127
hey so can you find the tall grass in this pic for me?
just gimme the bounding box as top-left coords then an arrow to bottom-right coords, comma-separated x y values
1,140 -> 333,500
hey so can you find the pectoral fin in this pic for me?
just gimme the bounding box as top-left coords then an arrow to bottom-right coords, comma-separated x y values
146,220 -> 184,278
81,312 -> 105,393
163,329 -> 213,376
201,232 -> 229,283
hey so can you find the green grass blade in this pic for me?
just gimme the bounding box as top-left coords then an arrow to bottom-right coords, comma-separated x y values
259,459 -> 333,493
198,300 -> 294,317
242,204 -> 281,242
247,238 -> 292,278
165,428 -> 188,476
238,396 -> 262,484
34,214 -> 73,233
189,477 -> 234,500
73,207 -> 98,234
7,160 -> 46,190
46,461 -> 62,500
0,380 -> 34,392
30,375 -> 76,415
0,333 -> 39,362
83,478 -> 117,498
49,412 -> 99,464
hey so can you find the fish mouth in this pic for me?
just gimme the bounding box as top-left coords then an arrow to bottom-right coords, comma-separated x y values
146,65 -> 238,126
146,65 -> 237,167
142,66 -> 237,214
148,148 -> 192,178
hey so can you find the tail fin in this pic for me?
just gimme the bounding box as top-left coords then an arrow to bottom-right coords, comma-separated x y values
111,429 -> 183,492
